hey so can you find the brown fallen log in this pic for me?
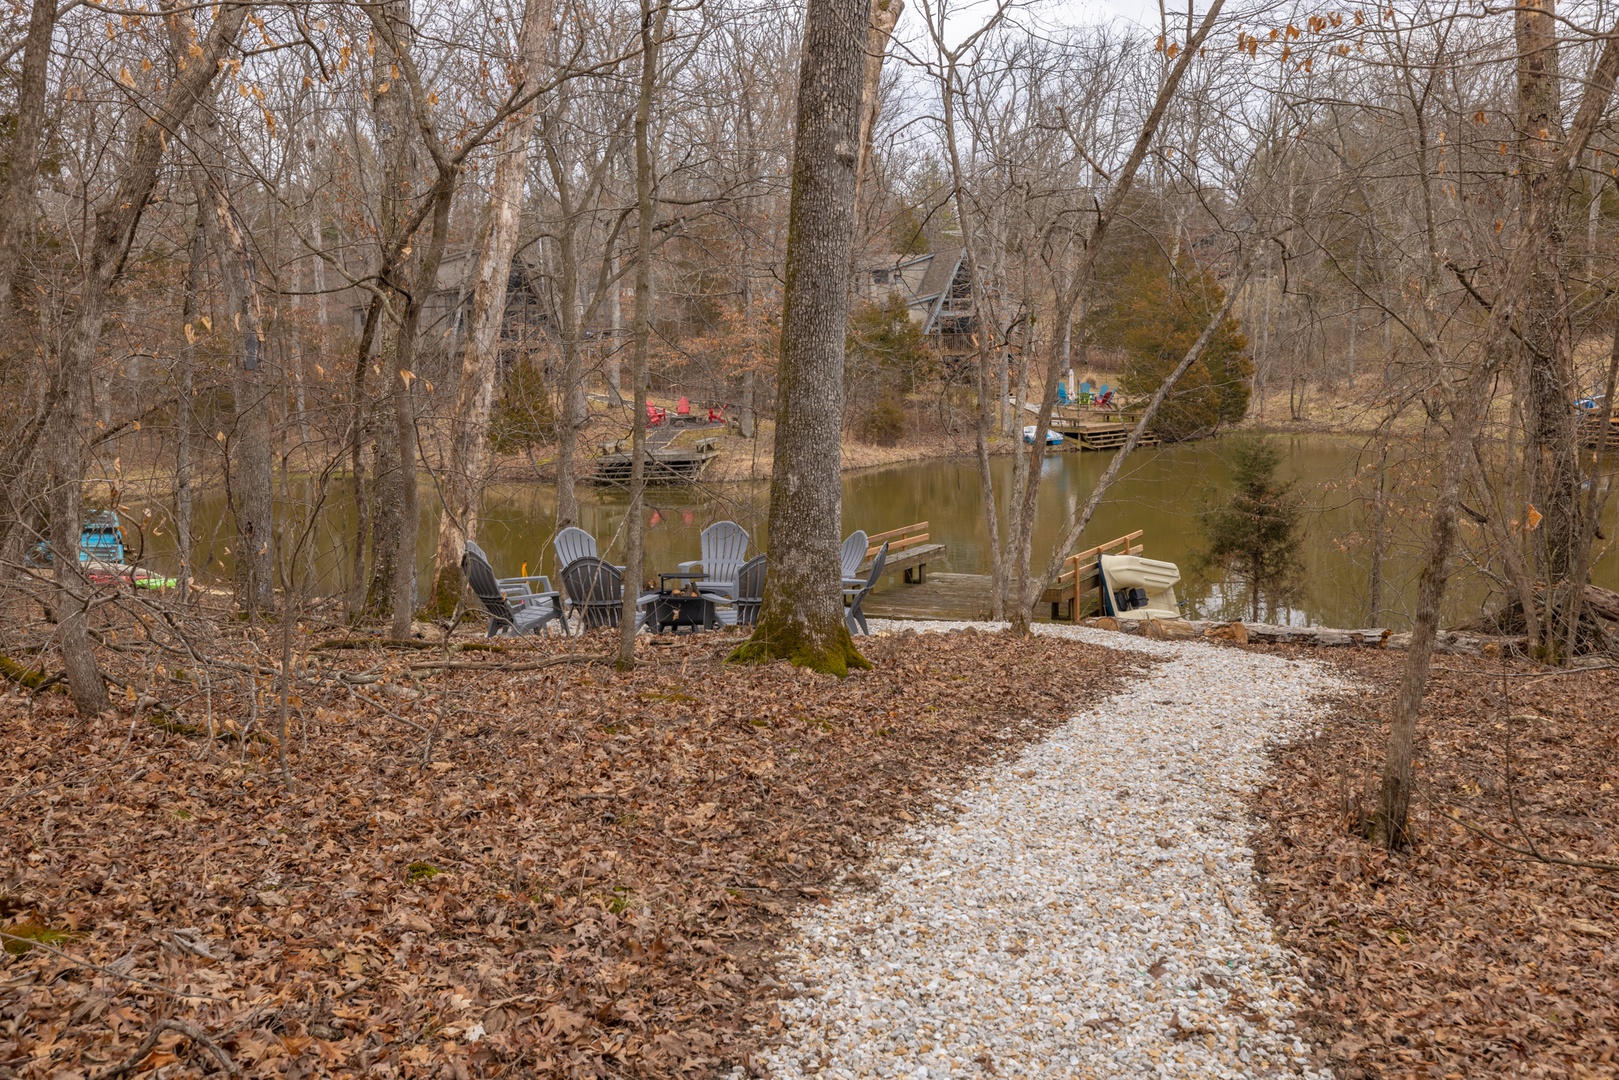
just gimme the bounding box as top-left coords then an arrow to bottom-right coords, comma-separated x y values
1089,618 -> 1393,648
1077,617 -> 1537,653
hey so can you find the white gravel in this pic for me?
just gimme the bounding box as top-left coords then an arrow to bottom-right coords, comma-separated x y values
756,619 -> 1348,1080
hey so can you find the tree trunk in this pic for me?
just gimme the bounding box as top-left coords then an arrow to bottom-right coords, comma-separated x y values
995,0 -> 1225,634
365,0 -> 418,621
0,0 -> 56,307
604,250 -> 624,406
931,35 -> 1006,621
1365,434 -> 1388,625
1370,373 -> 1487,848
853,0 -> 902,199
555,336 -> 583,529
176,206 -> 204,604
429,0 -> 549,618
37,3 -> 248,716
1516,0 -> 1581,595
620,0 -> 669,666
733,0 -> 869,675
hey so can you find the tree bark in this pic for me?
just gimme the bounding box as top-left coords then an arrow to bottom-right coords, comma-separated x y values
429,0 -> 549,618
363,0 -> 419,622
175,205 -> 204,604
0,0 -> 56,307
619,0 -> 669,666
733,0 -> 869,675
1516,0 -> 1581,598
853,0 -> 903,199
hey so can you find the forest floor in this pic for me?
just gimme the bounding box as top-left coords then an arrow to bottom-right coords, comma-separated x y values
1251,648 -> 1619,1079
0,620 -> 1139,1078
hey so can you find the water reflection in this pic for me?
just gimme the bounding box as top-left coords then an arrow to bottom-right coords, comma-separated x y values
139,435 -> 1616,630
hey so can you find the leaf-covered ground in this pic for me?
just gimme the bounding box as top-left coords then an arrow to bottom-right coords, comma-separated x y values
1251,650 -> 1619,1079
0,626 -> 1142,1078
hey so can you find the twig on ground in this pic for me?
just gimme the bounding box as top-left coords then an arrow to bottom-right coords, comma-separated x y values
93,1017 -> 241,1078
346,687 -> 428,732
1433,808 -> 1619,873
409,653 -> 613,673
0,931 -> 230,1002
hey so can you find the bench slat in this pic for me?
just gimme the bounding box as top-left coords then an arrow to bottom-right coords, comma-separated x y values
866,532 -> 929,559
866,520 -> 929,545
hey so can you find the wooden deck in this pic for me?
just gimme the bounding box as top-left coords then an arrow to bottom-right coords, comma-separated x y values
1582,412 -> 1619,448
860,530 -> 1156,623
591,438 -> 719,484
864,573 -> 995,621
1016,400 -> 1161,450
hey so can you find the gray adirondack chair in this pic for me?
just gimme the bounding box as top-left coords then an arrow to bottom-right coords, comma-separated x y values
559,556 -> 659,631
706,553 -> 766,627
844,542 -> 888,636
840,530 -> 869,588
462,543 -> 568,637
677,520 -> 749,598
553,527 -> 600,571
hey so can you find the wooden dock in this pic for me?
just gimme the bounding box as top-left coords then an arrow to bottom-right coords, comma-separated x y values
858,521 -> 944,583
859,530 -> 1153,623
1040,531 -> 1144,620
591,438 -> 718,484
864,573 -> 994,621
1581,411 -> 1619,448
1017,400 -> 1160,451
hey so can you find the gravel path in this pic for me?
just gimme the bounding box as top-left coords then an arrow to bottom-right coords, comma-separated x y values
757,620 -> 1348,1080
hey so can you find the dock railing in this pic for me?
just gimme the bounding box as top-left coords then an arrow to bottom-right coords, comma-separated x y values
1041,530 -> 1145,620
859,521 -> 945,584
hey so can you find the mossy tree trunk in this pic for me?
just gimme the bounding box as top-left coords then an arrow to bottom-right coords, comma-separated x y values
732,0 -> 870,676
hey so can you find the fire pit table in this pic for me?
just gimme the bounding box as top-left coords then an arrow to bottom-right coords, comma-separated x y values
650,572 -> 720,633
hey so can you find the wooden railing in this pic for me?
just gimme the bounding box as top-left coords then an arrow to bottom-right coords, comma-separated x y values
866,521 -> 930,561
1042,530 -> 1145,620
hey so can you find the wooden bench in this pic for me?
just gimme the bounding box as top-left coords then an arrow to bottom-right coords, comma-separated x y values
1039,530 -> 1145,620
858,521 -> 945,584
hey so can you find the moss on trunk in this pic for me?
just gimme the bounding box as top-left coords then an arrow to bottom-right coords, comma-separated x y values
425,563 -> 463,621
728,616 -> 871,677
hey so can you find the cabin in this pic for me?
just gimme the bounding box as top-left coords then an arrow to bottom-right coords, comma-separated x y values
866,249 -> 976,354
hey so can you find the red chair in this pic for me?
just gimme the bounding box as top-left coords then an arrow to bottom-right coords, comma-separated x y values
647,403 -> 666,426
676,396 -> 692,416
706,405 -> 725,424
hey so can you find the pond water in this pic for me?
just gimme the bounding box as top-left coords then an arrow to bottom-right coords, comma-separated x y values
141,435 -> 1617,629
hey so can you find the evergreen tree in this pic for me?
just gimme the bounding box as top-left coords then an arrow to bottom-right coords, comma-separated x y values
1091,257 -> 1253,440
1197,437 -> 1304,621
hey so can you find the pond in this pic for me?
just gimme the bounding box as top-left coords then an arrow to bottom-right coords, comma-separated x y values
141,434 -> 1618,630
